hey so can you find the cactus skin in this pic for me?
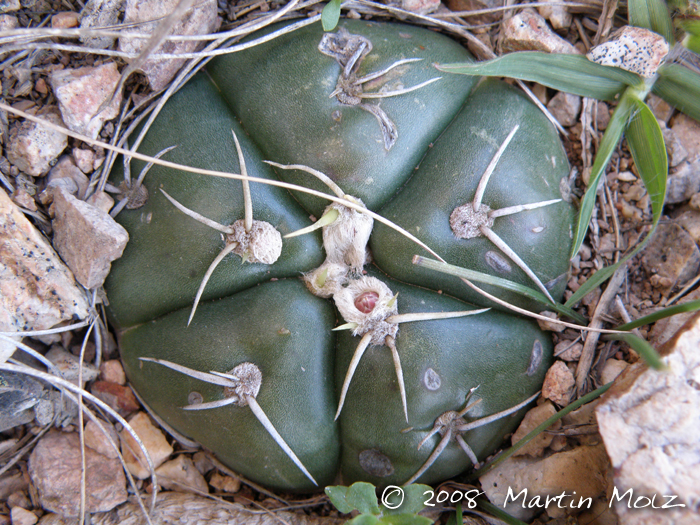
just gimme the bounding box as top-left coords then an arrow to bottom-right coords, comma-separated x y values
106,19 -> 569,491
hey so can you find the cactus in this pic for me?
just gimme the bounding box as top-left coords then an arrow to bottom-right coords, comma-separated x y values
105,20 -> 574,492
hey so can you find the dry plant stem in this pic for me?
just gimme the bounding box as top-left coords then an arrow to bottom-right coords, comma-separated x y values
593,0 -> 618,45
575,265 -> 628,395
2,103 -> 624,334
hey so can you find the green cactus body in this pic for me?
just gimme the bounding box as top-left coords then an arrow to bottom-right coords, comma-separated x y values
106,19 -> 571,492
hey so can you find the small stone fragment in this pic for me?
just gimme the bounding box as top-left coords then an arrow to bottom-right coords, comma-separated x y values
120,412 -> 173,479
547,92 -> 581,127
84,419 -> 120,459
671,113 -> 700,160
47,156 -> 89,199
192,451 -> 215,475
0,189 -> 89,359
90,381 -> 140,415
666,160 -> 700,204
0,0 -> 19,14
11,187 -> 37,211
600,358 -> 628,385
72,148 -> 95,174
118,0 -> 220,91
7,491 -> 31,510
0,472 -> 28,501
86,190 -> 115,213
690,193 -> 700,211
10,508 -> 37,525
80,0 -> 123,49
641,222 -> 700,294
156,455 -> 208,494
6,108 -> 67,177
501,9 -> 579,54
594,101 -> 610,130
401,0 -> 440,14
100,360 -> 126,385
28,430 -> 127,517
511,401 -> 561,457
209,472 -> 241,493
46,346 -> 99,385
49,185 -> 129,289
537,0 -> 571,30
596,314 -> 700,525
480,445 -> 611,521
646,93 -> 674,123
662,126 -> 689,167
49,63 -> 121,140
0,14 -> 18,29
587,26 -> 669,77
536,311 -> 566,332
554,340 -> 582,361
542,361 -> 575,406
51,11 -> 80,28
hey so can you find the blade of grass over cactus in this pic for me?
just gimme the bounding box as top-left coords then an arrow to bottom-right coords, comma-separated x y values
628,0 -> 675,43
436,53 -> 642,101
476,499 -> 530,525
466,382 -> 613,482
570,92 -> 635,260
603,333 -> 667,370
653,63 -> 700,122
321,0 -> 342,31
615,299 -> 700,331
412,256 -> 587,323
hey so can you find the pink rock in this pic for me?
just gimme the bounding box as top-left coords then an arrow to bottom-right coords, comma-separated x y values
6,107 -> 67,177
542,360 -> 575,406
501,9 -> 579,54
49,63 -> 122,139
28,430 -> 127,517
51,11 -> 80,28
91,381 -> 140,415
100,359 -> 126,385
120,412 -> 173,479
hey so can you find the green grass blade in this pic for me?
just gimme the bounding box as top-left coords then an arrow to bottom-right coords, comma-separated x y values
475,499 -> 529,525
437,53 -> 642,101
628,0 -> 675,43
467,382 -> 613,481
569,91 -> 635,260
653,63 -> 700,122
627,99 -> 667,227
616,299 -> 700,330
413,256 -> 587,323
321,0 -> 342,31
603,332 -> 668,370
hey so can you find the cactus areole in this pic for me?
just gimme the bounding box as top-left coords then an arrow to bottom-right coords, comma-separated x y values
105,20 -> 575,492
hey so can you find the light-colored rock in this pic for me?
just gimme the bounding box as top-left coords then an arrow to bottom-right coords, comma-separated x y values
192,451 -> 215,475
72,148 -> 95,174
554,340 -> 583,361
7,490 -> 31,509
120,412 -> 173,479
51,11 -> 79,28
542,361 -> 575,406
99,359 -> 126,385
48,185 -> 129,289
209,472 -> 241,493
0,14 -> 18,30
671,113 -> 700,161
156,455 -> 208,494
596,314 -> 700,525
6,107 -> 67,177
676,210 -> 700,244
84,419 -> 120,459
537,0 -> 571,30
86,190 -> 114,213
587,26 -> 669,78
501,9 -> 579,54
662,126 -> 688,168
0,189 -> 89,360
547,92 -> 581,127
46,156 -> 89,199
80,0 -> 123,49
49,63 -> 121,140
45,346 -> 99,385
647,94 -> 674,123
480,445 -> 611,520
90,380 -> 140,415
401,0 -> 440,14
594,100 -> 610,130
118,0 -> 220,91
511,401 -> 561,457
0,0 -> 19,14
10,507 -> 37,525
28,430 -> 127,517
0,472 -> 28,501
641,222 -> 700,293
537,311 -> 566,332
666,160 -> 700,204
11,187 -> 37,211
600,359 -> 628,385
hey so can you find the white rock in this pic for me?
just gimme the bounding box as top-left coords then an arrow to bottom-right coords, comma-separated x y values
120,412 -> 173,479
596,315 -> 700,525
542,360 -> 575,406
501,9 -> 579,54
46,156 -> 89,199
0,0 -> 19,14
49,63 -> 122,140
480,445 -> 612,520
48,185 -> 129,289
28,430 -> 127,517
401,0 -> 441,15
0,189 -> 89,360
666,160 -> 700,204
118,0 -> 220,91
6,107 -> 67,177
554,340 -> 583,361
45,346 -> 99,386
156,455 -> 209,494
537,0 -> 572,30
537,311 -> 566,332
72,148 -> 95,174
547,92 -> 581,127
86,190 -> 115,213
0,14 -> 18,30
600,358 -> 628,385
587,26 -> 669,78
80,0 -> 123,49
